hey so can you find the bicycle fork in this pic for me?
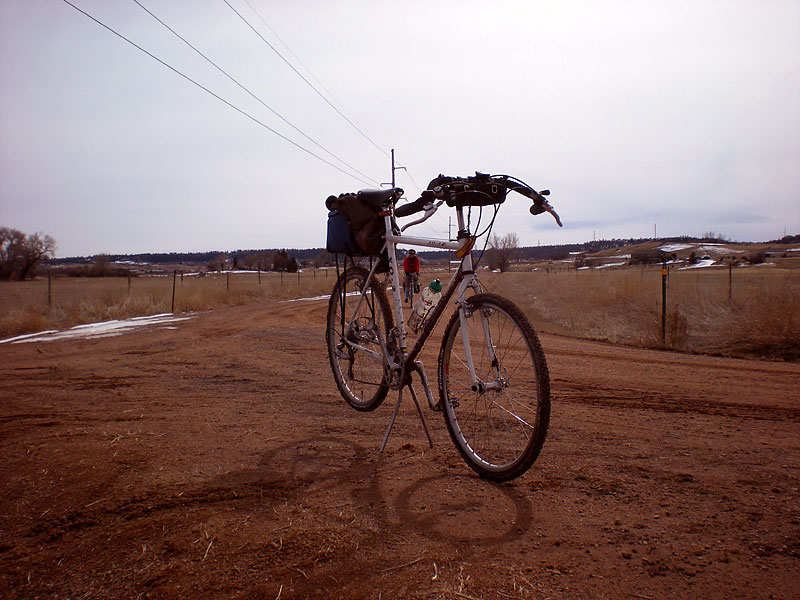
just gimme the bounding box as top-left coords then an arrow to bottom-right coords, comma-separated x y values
461,301 -> 505,393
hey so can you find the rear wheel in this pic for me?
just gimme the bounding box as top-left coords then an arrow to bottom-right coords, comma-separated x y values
437,294 -> 550,481
326,266 -> 393,411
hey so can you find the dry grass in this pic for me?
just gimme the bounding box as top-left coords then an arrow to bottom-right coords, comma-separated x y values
3,265 -> 798,360
0,270 -> 338,339
486,264 -> 800,360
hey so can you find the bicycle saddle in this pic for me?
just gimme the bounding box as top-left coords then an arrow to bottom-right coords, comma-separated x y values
357,188 -> 403,209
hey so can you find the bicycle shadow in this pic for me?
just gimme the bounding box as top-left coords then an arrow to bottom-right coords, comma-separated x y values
364,446 -> 536,548
232,436 -> 537,549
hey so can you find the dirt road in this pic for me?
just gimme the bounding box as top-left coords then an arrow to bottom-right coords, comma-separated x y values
1,299 -> 798,599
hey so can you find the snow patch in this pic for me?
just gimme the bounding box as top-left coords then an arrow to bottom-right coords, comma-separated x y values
0,313 -> 195,345
697,245 -> 735,255
283,294 -> 332,303
659,243 -> 694,252
678,259 -> 719,270
282,290 -> 365,303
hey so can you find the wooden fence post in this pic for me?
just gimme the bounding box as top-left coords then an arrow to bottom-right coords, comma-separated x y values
661,260 -> 668,346
47,274 -> 52,307
728,261 -> 732,300
171,270 -> 177,313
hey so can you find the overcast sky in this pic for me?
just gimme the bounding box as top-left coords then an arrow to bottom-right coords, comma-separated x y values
1,0 -> 798,257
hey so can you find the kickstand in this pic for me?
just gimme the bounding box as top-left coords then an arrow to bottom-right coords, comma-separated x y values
380,383 -> 434,453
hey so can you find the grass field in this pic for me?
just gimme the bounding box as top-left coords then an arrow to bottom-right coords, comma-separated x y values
488,264 -> 800,360
0,270 -> 337,340
2,264 -> 798,360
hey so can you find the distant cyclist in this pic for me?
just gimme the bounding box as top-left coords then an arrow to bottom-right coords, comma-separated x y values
402,249 -> 420,304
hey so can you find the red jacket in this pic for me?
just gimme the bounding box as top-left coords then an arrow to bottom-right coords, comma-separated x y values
403,254 -> 420,274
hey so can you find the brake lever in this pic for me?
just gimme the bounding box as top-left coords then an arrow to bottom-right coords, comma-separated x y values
545,201 -> 563,227
530,199 -> 563,227
400,199 -> 445,232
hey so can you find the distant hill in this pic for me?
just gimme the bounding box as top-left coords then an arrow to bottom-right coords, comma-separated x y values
51,234 -> 797,269
767,234 -> 800,244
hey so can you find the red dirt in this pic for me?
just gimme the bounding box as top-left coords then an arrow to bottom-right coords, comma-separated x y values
1,299 -> 799,599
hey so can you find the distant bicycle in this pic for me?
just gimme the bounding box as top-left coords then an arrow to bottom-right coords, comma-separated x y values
325,172 -> 562,481
403,271 -> 419,304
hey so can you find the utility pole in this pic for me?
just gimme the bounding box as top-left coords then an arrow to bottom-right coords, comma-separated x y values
382,149 -> 404,188
386,148 -> 407,188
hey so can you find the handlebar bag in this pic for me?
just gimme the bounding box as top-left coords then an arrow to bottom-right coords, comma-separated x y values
428,174 -> 508,207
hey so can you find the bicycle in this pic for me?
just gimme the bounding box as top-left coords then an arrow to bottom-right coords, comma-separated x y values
403,271 -> 419,304
325,172 -> 562,481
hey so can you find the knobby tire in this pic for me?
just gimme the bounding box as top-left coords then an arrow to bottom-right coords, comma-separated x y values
437,293 -> 550,481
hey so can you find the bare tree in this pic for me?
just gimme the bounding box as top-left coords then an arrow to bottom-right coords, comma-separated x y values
17,232 -> 57,280
0,228 -> 56,280
486,232 -> 519,272
242,251 -> 270,271
313,249 -> 332,268
91,254 -> 111,276
207,253 -> 228,272
0,227 -> 25,279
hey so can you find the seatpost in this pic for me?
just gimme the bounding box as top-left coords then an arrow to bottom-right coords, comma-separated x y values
383,209 -> 407,355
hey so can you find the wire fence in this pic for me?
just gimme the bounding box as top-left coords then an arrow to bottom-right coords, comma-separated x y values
0,269 -> 340,339
3,264 -> 798,359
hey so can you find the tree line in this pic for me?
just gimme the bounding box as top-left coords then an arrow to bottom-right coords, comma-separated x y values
0,227 -> 56,280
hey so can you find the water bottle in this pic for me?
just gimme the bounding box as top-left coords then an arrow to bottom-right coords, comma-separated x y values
407,279 -> 442,333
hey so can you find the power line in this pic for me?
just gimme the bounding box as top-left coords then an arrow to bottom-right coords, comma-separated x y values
222,0 -> 390,159
131,0 -> 379,187
240,0 -> 367,135
58,0 -> 377,187
392,151 -> 423,195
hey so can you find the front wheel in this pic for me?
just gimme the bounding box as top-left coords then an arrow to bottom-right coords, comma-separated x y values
403,273 -> 416,304
326,266 -> 393,411
437,294 -> 550,481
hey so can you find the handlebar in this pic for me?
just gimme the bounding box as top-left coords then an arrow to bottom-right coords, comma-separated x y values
393,173 -> 563,228
394,193 -> 432,218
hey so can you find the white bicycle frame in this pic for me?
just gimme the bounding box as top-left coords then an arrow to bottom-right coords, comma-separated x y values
342,203 -> 498,409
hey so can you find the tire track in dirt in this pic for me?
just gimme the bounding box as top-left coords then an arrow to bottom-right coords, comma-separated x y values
554,379 -> 800,421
